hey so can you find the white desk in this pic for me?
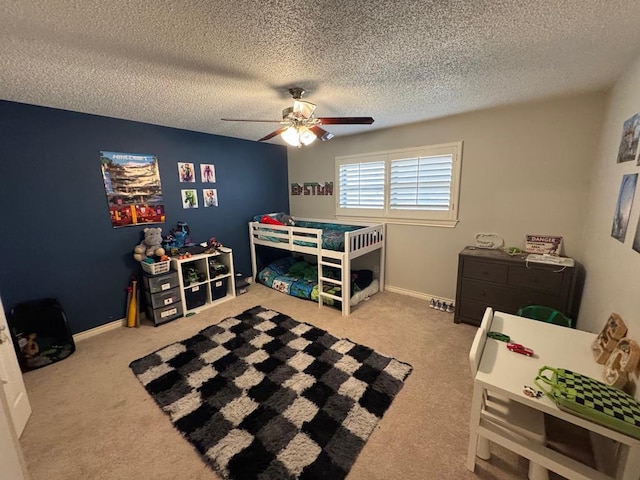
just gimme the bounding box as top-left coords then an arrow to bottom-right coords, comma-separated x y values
467,311 -> 640,480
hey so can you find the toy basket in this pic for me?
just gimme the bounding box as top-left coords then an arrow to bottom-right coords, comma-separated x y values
517,305 -> 572,328
141,260 -> 170,275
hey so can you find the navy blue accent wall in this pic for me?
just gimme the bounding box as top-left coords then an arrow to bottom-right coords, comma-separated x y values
0,100 -> 288,333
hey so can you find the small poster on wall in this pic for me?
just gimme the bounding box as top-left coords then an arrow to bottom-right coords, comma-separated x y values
100,151 -> 165,228
178,162 -> 196,182
611,173 -> 638,242
203,189 -> 218,207
631,216 -> 640,253
201,164 -> 216,183
181,189 -> 198,208
616,113 -> 640,163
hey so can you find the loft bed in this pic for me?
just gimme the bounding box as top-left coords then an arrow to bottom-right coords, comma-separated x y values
249,215 -> 385,316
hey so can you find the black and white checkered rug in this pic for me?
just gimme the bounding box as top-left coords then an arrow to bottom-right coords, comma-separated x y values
130,305 -> 412,480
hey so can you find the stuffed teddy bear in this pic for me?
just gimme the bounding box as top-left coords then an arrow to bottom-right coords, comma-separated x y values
133,227 -> 166,262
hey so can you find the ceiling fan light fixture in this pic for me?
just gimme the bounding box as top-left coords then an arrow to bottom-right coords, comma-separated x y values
299,127 -> 317,146
281,126 -> 302,147
280,125 -> 317,147
221,86 -> 374,145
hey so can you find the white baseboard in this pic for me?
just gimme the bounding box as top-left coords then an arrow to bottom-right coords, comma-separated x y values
384,285 -> 454,304
73,318 -> 125,342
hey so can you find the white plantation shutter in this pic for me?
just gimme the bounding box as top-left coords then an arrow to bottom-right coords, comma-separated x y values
336,142 -> 462,225
338,161 -> 385,209
390,154 -> 452,211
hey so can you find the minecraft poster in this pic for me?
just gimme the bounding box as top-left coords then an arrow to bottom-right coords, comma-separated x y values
100,151 -> 165,228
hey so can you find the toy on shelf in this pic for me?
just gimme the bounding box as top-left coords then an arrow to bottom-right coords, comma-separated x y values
203,237 -> 224,254
182,266 -> 204,286
591,313 -> 628,364
133,227 -> 166,262
162,221 -> 194,250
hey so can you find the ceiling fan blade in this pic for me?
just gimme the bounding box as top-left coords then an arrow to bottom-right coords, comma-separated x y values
221,118 -> 282,123
258,127 -> 287,142
317,117 -> 375,125
309,125 -> 334,141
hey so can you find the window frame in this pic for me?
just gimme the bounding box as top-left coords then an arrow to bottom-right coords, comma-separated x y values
335,141 -> 463,227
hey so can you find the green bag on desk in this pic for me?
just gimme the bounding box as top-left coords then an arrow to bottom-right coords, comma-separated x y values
535,366 -> 640,440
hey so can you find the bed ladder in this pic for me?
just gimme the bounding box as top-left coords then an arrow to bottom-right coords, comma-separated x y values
318,255 -> 350,316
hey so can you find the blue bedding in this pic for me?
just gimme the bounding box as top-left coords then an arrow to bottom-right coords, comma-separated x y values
257,257 -> 380,309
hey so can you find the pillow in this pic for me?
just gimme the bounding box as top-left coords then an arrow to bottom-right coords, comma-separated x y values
252,212 -> 295,225
253,212 -> 284,222
261,215 -> 285,225
266,256 -> 297,275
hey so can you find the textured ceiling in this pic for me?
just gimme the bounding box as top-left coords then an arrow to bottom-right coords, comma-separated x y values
2,1 -> 640,146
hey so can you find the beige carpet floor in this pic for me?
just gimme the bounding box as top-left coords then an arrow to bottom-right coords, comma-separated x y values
18,285 -> 589,479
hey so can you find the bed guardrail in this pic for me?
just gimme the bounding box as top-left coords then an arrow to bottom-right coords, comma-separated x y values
249,222 -> 323,250
345,224 -> 385,255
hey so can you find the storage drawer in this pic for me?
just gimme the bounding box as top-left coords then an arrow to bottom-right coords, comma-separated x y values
146,302 -> 183,325
143,271 -> 179,294
185,284 -> 207,310
145,287 -> 181,309
460,279 -> 522,309
211,277 -> 228,300
507,265 -> 564,294
463,260 -> 508,283
458,299 -> 518,326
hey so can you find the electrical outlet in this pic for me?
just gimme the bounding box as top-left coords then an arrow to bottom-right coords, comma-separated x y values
373,265 -> 380,274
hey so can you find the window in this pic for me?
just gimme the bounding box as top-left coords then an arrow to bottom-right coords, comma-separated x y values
336,142 -> 462,226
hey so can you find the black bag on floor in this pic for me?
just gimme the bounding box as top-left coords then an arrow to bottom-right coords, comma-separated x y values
8,298 -> 75,371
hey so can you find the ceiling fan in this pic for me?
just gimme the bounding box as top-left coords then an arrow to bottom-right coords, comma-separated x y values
221,87 -> 374,147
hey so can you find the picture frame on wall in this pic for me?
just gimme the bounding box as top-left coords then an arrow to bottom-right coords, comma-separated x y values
181,189 -> 198,208
178,162 -> 196,182
203,189 -> 218,207
632,215 -> 640,253
201,164 -> 216,183
616,113 -> 640,163
611,173 -> 638,242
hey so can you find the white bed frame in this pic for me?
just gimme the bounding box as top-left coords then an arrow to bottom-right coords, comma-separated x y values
249,218 -> 386,316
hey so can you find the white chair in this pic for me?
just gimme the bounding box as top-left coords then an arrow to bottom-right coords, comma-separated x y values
469,307 -> 549,480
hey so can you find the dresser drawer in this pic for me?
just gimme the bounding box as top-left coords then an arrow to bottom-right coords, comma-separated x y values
460,279 -> 520,307
458,299 -> 517,325
463,260 -> 508,283
507,265 -> 563,294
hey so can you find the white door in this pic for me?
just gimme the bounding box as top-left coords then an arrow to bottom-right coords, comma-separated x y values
0,388 -> 29,480
0,295 -> 31,436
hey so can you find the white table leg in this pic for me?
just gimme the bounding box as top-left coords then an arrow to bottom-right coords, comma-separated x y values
467,382 -> 484,471
617,443 -> 640,480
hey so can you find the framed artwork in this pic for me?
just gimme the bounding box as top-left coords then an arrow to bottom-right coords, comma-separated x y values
178,162 -> 196,182
632,213 -> 640,254
201,164 -> 216,183
100,151 -> 165,228
203,189 -> 218,207
616,113 -> 640,163
181,189 -> 198,209
611,173 -> 638,242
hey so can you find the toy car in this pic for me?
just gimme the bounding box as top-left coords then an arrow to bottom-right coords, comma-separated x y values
507,342 -> 534,356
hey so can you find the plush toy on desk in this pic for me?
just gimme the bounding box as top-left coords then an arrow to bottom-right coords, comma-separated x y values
133,227 -> 166,262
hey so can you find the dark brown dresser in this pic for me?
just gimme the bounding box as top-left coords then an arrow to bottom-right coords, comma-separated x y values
453,247 -> 583,327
